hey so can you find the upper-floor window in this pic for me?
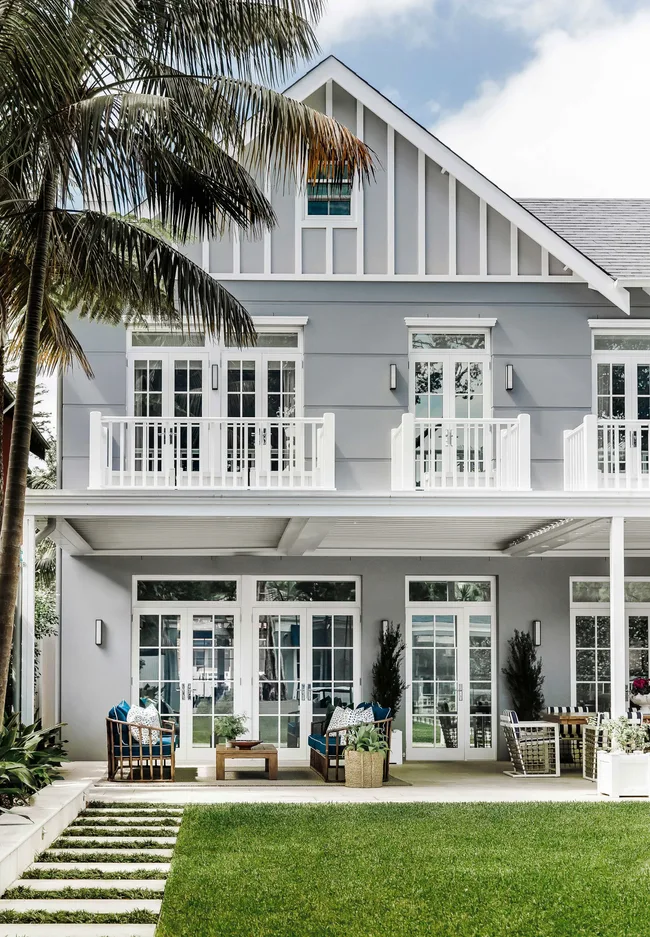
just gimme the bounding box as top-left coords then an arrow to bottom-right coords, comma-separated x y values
307,169 -> 352,217
408,327 -> 492,420
592,328 -> 650,420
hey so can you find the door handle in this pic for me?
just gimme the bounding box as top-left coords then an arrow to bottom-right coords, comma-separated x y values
307,684 -> 312,701
458,683 -> 464,702
181,683 -> 186,701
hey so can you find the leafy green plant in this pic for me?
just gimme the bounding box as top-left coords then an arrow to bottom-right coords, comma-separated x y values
603,717 -> 650,753
502,630 -> 545,720
345,725 -> 389,754
213,714 -> 248,742
0,712 -> 67,809
371,622 -> 407,717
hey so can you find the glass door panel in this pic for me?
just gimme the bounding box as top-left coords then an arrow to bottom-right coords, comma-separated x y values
137,611 -> 181,736
189,614 -> 235,751
311,613 -> 355,719
628,614 -> 650,686
172,359 -> 204,479
574,614 -> 611,712
411,613 -> 459,754
468,615 -> 493,751
257,613 -> 305,756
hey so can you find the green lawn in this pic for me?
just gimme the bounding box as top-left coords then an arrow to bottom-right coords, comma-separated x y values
157,803 -> 650,937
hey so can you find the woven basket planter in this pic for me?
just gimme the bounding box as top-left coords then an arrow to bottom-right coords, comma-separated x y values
344,750 -> 385,788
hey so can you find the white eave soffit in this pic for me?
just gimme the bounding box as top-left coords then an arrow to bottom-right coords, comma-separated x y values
285,57 -> 630,315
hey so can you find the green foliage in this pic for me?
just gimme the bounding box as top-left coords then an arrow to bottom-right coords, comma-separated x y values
0,712 -> 67,809
604,716 -> 650,753
501,630 -> 545,720
213,713 -> 248,741
345,725 -> 389,753
371,621 -> 407,717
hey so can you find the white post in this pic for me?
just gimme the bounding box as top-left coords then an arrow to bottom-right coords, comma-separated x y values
401,413 -> 416,491
390,427 -> 402,490
583,415 -> 599,490
517,414 -> 531,490
88,411 -> 103,488
563,429 -> 572,491
609,516 -> 626,718
20,514 -> 36,724
320,413 -> 336,490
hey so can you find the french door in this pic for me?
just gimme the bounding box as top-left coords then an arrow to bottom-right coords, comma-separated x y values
410,352 -> 491,485
224,353 -> 302,485
129,354 -> 208,483
135,606 -> 241,764
406,605 -> 496,760
252,606 -> 360,763
595,359 -> 650,480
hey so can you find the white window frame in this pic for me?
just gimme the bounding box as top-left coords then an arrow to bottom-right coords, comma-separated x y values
302,175 -> 359,228
407,326 -> 493,419
590,324 -> 650,419
569,576 -> 650,709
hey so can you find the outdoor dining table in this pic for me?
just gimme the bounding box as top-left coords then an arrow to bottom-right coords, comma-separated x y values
544,712 -> 595,727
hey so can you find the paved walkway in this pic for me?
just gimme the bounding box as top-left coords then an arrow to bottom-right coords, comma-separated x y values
0,801 -> 183,937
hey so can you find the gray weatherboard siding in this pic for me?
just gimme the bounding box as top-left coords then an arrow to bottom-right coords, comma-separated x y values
61,280 -> 650,492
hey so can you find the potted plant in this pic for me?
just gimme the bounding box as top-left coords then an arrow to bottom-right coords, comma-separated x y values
371,621 -> 407,765
501,630 -> 545,719
630,678 -> 650,714
344,725 -> 389,788
213,714 -> 248,747
597,716 -> 650,798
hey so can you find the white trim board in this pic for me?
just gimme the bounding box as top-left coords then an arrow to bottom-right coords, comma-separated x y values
283,57 -> 630,314
405,317 -> 497,329
588,320 -> 650,330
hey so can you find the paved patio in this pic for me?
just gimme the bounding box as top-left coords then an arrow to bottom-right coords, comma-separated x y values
86,760 -> 602,804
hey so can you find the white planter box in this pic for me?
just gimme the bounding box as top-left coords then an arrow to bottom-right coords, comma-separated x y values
597,750 -> 650,798
390,729 -> 403,766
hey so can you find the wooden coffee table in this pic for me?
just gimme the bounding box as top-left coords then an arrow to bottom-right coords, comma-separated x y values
215,744 -> 278,781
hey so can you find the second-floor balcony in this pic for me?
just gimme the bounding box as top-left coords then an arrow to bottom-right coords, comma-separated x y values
564,416 -> 650,490
391,413 -> 531,491
88,411 -> 335,490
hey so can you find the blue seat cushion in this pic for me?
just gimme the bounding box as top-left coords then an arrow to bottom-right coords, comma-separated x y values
113,736 -> 178,757
308,734 -> 346,757
108,700 -> 131,743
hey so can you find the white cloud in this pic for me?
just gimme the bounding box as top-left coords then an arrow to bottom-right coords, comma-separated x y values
462,0 -> 619,36
316,0 -> 434,44
432,9 -> 650,197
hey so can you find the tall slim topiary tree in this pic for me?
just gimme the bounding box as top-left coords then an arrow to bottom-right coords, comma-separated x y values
371,622 -> 407,717
502,629 -> 545,720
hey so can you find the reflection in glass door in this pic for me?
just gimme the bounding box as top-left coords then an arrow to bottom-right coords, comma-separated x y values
311,612 -> 355,720
256,612 -> 308,760
407,607 -> 496,760
137,611 -> 181,735
184,612 -> 236,757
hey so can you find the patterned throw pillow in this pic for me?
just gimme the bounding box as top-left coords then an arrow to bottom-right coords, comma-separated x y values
348,706 -> 375,727
327,706 -> 353,733
127,704 -> 160,746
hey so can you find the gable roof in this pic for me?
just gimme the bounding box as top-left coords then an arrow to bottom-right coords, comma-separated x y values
285,57 -> 632,313
521,199 -> 650,281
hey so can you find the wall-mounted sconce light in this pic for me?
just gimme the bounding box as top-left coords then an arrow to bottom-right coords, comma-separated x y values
389,364 -> 397,391
95,618 -> 104,646
211,364 -> 219,390
381,619 -> 389,636
505,364 -> 514,392
532,619 -> 541,646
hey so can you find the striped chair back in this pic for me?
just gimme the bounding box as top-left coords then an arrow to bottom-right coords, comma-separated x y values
545,706 -> 589,737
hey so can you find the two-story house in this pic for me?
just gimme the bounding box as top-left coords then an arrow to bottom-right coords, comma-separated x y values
22,56 -> 650,766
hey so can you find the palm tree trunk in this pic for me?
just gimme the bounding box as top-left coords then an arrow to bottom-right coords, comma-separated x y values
0,172 -> 56,720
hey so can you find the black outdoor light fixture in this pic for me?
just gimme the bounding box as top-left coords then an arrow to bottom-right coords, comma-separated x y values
389,364 -> 397,391
532,619 -> 541,646
505,364 -> 514,392
95,618 -> 104,646
211,364 -> 219,390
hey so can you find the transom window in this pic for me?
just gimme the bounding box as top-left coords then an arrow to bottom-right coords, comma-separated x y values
131,331 -> 205,347
136,579 -> 238,603
256,580 -> 356,603
409,580 -> 492,603
411,333 -> 486,351
307,169 -> 352,217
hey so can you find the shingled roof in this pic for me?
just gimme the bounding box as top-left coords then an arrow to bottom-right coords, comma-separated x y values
520,199 -> 650,280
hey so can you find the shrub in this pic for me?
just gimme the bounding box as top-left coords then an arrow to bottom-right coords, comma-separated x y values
501,630 -> 545,720
0,713 -> 67,810
345,725 -> 389,753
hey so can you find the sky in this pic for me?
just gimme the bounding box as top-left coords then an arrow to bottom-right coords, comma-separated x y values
29,0 -> 650,429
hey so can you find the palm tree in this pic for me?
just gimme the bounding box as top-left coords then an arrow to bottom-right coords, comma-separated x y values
0,0 -> 373,717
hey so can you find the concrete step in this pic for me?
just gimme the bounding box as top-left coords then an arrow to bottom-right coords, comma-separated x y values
0,898 -> 162,912
71,817 -> 181,826
0,926 -> 156,936
43,847 -> 174,858
9,879 -> 167,892
83,807 -> 183,814
27,862 -> 170,874
56,835 -> 177,844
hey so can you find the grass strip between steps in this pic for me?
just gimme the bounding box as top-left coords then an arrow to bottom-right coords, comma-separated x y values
72,817 -> 180,828
4,886 -> 161,900
81,809 -> 183,818
0,910 -> 159,924
87,801 -> 183,810
38,851 -> 171,863
22,868 -> 167,880
65,828 -> 176,838
52,838 -> 169,849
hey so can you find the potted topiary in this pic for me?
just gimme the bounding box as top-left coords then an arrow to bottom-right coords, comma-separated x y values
344,725 -> 389,789
371,621 -> 407,765
213,714 -> 248,748
630,678 -> 650,714
597,716 -> 650,798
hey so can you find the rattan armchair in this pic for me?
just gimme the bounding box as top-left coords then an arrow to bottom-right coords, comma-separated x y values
501,710 -> 560,777
308,705 -> 393,783
106,715 -> 177,782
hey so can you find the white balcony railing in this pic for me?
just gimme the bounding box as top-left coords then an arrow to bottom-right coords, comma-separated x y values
88,412 -> 335,490
564,415 -> 650,490
391,413 -> 531,491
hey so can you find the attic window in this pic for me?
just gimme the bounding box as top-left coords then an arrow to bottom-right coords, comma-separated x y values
307,168 -> 352,216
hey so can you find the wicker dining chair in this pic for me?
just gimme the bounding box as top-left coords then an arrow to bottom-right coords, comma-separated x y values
501,710 -> 560,777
